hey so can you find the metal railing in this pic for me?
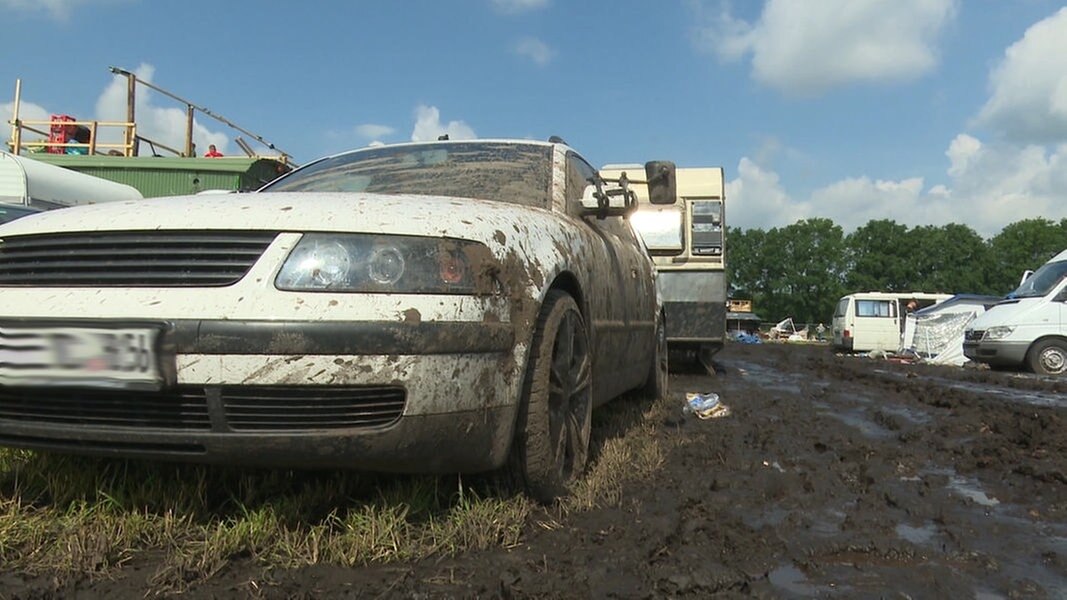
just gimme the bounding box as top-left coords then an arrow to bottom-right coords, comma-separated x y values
6,69 -> 293,164
8,117 -> 137,156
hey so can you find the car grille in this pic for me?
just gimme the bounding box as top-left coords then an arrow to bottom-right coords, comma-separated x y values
0,385 -> 406,432
964,330 -> 984,342
0,387 -> 212,429
0,231 -> 277,286
222,386 -> 406,431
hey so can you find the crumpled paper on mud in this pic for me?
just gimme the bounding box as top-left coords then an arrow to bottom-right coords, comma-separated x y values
684,392 -> 731,419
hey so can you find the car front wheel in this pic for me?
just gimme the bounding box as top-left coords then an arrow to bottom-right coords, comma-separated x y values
1028,339 -> 1067,375
510,290 -> 593,502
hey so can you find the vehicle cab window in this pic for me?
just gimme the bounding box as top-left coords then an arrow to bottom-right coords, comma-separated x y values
564,152 -> 598,216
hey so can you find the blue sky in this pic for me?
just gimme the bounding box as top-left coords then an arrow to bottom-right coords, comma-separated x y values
3,0 -> 1067,237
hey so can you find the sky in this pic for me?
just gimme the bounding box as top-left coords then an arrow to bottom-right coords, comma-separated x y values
2,0 -> 1067,238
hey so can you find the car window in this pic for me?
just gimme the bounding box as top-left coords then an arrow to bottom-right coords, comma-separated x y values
564,152 -> 598,215
261,142 -> 553,208
566,152 -> 638,241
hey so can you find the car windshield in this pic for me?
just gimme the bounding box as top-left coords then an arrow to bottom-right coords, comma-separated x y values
0,204 -> 40,225
1010,260 -> 1067,299
260,142 -> 553,208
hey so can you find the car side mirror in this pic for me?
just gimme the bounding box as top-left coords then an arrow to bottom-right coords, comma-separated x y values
645,161 -> 677,205
580,182 -> 635,219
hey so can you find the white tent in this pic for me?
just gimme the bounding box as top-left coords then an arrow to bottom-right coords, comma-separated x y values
772,317 -> 809,342
901,295 -> 1002,365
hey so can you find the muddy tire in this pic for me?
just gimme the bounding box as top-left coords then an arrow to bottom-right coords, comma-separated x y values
642,313 -> 669,401
510,290 -> 593,502
1027,339 -> 1067,375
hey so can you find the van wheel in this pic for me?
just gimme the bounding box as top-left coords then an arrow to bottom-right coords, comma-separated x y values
642,313 -> 669,401
1027,339 -> 1067,375
510,291 -> 592,502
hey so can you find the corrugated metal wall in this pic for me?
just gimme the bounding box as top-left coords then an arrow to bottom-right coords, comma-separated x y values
18,156 -> 289,198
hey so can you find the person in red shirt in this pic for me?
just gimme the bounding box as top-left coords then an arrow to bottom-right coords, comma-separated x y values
204,144 -> 223,158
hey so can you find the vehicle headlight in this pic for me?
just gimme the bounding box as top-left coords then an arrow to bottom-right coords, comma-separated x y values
984,326 -> 1015,340
275,233 -> 498,294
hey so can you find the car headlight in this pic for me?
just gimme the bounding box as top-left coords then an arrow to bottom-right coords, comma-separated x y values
984,326 -> 1015,340
276,233 -> 498,294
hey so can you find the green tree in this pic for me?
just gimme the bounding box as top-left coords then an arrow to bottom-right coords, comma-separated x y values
759,218 -> 846,324
844,219 -> 916,292
987,218 -> 1067,294
907,223 -> 991,294
726,226 -> 766,300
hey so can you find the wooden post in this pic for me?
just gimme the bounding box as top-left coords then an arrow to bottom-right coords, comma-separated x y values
185,104 -> 194,157
126,71 -> 136,156
10,79 -> 22,154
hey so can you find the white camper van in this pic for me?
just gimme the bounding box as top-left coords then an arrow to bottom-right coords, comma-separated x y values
832,292 -> 951,353
963,249 -> 1067,375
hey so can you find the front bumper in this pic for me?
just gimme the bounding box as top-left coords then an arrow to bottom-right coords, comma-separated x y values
0,318 -> 522,472
962,339 -> 1030,367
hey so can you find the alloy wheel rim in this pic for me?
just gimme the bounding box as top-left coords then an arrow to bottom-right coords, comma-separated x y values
547,310 -> 592,479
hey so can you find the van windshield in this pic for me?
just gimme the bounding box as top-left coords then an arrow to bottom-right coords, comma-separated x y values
1011,260 -> 1067,299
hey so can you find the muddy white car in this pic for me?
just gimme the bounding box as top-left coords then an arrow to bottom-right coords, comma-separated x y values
0,139 -> 673,499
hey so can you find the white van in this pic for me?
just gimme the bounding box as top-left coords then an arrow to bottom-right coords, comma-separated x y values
832,292 -> 951,353
963,249 -> 1067,375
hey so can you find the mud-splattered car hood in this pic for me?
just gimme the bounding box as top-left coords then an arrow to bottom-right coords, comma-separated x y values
0,192 -> 554,250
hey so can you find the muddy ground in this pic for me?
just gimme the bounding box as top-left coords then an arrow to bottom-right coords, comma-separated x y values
5,342 -> 1067,598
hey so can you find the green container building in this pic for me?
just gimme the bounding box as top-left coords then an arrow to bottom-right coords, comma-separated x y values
23,155 -> 291,198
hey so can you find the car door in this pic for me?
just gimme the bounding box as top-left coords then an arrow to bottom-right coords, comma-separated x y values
563,152 -> 636,401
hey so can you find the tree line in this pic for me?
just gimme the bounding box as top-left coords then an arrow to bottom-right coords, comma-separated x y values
726,217 -> 1067,325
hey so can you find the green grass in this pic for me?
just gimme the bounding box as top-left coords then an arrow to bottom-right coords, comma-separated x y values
0,392 -> 668,592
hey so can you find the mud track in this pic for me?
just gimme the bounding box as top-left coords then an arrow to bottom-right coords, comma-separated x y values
7,343 -> 1067,598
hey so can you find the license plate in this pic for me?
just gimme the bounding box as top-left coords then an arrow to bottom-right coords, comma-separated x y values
0,326 -> 163,389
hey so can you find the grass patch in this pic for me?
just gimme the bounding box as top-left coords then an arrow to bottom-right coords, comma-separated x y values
0,392 -> 669,591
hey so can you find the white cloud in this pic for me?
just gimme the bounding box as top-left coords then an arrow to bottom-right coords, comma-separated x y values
946,133 -> 981,177
355,124 -> 395,139
514,36 -> 554,66
0,0 -> 123,20
974,7 -> 1067,143
2,101 -> 51,128
725,157 -> 807,230
727,135 -> 1067,237
490,0 -> 548,13
695,0 -> 956,95
95,63 -> 230,156
410,105 -> 476,142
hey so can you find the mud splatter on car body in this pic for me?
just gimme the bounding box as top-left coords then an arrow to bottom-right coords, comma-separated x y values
0,139 -> 663,474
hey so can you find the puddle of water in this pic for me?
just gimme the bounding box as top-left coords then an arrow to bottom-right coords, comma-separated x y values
895,522 -> 937,545
911,463 -> 1067,595
823,409 -> 894,439
871,369 -> 1066,409
876,403 -> 932,425
948,475 -> 1000,507
810,509 -> 846,537
743,507 -> 789,530
726,360 -> 804,394
767,564 -> 819,596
